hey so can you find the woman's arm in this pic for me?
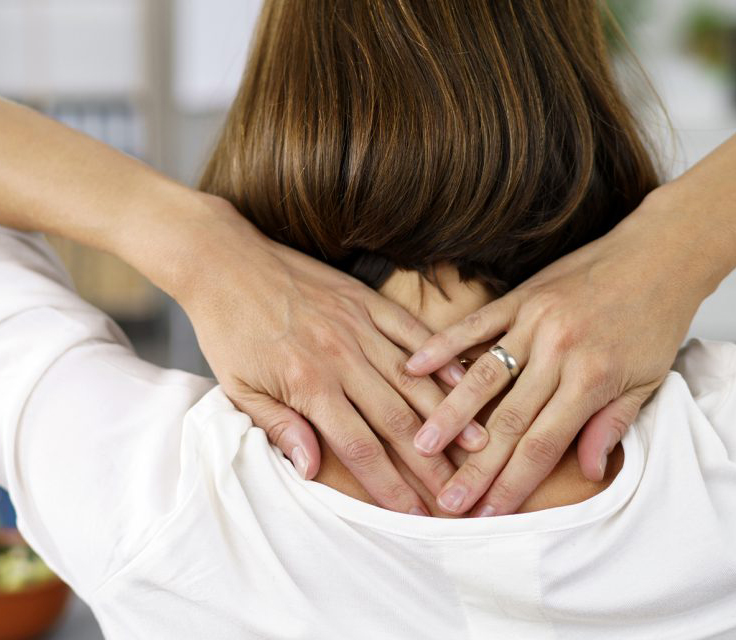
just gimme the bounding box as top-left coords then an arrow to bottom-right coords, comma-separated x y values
406,133 -> 736,516
0,99 -> 481,516
0,226 -> 217,594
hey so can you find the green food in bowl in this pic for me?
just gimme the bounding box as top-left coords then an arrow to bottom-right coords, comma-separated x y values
0,544 -> 56,593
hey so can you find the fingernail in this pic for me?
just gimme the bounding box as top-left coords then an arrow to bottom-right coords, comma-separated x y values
409,506 -> 429,517
414,425 -> 440,454
448,364 -> 465,385
598,453 -> 608,478
405,351 -> 429,372
476,505 -> 496,518
438,485 -> 467,513
291,446 -> 309,479
460,421 -> 486,447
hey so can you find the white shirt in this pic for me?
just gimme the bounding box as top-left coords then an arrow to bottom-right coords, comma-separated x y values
1,226 -> 736,640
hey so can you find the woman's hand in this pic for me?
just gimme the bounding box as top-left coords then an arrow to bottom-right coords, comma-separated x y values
170,195 -> 487,515
0,99 -> 485,516
404,183 -> 736,516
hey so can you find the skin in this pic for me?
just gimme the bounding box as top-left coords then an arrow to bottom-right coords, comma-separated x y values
314,265 -> 626,516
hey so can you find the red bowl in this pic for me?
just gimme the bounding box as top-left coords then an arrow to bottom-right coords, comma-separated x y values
0,530 -> 70,640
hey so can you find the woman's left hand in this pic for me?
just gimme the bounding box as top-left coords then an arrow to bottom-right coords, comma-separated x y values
404,184 -> 732,516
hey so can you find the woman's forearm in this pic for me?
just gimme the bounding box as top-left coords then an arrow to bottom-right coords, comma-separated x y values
626,134 -> 736,299
0,98 -> 251,297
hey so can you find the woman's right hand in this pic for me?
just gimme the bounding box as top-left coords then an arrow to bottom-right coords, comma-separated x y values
169,195 -> 488,515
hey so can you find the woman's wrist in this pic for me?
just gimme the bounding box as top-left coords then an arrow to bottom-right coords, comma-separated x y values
144,189 -> 287,319
615,179 -> 736,305
644,135 -> 736,298
112,185 -> 271,306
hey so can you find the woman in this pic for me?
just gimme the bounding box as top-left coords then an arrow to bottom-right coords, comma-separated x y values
1,1 -> 736,638
1,19 -> 733,519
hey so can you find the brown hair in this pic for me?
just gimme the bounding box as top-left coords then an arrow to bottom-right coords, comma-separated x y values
200,0 -> 658,294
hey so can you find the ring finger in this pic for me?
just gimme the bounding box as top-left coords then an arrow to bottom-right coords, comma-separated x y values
412,333 -> 530,457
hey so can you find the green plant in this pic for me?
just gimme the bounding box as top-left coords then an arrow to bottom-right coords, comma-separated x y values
0,544 -> 56,593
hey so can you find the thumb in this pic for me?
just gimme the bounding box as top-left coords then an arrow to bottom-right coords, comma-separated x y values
229,384 -> 321,480
577,389 -> 646,482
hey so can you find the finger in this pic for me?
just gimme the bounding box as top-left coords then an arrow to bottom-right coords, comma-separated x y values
452,423 -> 489,453
229,383 -> 321,480
472,384 -> 592,516
433,362 -> 556,514
577,388 -> 647,481
444,442 -> 469,468
341,365 -> 458,497
310,393 -> 430,515
366,295 -> 468,388
405,296 -> 516,375
412,333 -> 529,457
363,336 -> 488,453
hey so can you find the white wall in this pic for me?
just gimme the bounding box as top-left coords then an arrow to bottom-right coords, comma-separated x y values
627,0 -> 736,340
0,0 -> 146,99
172,0 -> 262,112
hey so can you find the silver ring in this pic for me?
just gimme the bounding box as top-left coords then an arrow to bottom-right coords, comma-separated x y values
488,345 -> 521,379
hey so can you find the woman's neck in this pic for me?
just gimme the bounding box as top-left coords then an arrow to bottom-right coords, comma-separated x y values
377,264 -> 496,339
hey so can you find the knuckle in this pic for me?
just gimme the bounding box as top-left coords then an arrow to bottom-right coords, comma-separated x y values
265,420 -> 290,449
394,361 -> 421,392
398,310 -> 421,335
329,298 -> 354,324
464,311 -> 486,337
522,432 -> 563,468
299,385 -> 335,416
379,481 -> 412,507
467,358 -> 501,392
490,476 -> 517,506
312,322 -> 351,359
545,321 -> 578,356
284,356 -> 312,383
283,357 -> 319,395
550,331 -> 576,356
435,402 -> 461,427
491,405 -> 528,439
581,357 -> 613,392
427,455 -> 454,479
460,458 -> 490,485
534,290 -> 564,316
343,437 -> 383,468
431,330 -> 453,352
383,406 -> 420,440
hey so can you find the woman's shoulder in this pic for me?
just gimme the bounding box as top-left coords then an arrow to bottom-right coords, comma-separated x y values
671,338 -> 736,417
672,338 -> 736,389
662,338 -> 736,457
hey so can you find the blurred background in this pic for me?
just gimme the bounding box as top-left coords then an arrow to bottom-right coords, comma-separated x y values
0,0 -> 734,637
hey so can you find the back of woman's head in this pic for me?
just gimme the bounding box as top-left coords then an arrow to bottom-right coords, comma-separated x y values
201,0 -> 659,293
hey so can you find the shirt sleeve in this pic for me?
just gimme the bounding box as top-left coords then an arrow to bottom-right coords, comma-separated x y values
0,227 -> 215,598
